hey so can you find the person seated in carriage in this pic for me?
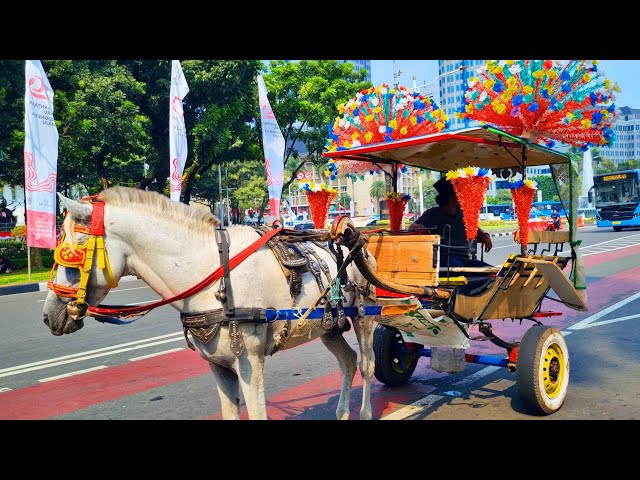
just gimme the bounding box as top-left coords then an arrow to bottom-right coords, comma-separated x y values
409,178 -> 493,268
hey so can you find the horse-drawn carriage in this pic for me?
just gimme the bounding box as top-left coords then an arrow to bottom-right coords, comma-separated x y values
42,61 -> 615,419
42,124 -> 588,418
322,124 -> 588,415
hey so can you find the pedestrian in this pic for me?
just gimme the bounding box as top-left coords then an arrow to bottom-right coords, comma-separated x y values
0,255 -> 13,274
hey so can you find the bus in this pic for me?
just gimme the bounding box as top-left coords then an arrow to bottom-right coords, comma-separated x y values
592,169 -> 640,231
484,204 -> 513,220
531,201 -> 567,219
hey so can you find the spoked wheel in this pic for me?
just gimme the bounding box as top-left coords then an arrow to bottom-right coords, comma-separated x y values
373,324 -> 420,387
516,325 -> 570,415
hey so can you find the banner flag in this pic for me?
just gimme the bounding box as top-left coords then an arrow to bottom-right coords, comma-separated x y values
257,74 -> 285,217
169,60 -> 190,202
24,60 -> 58,248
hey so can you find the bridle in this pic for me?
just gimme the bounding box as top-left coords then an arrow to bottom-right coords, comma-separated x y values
48,197 -> 118,306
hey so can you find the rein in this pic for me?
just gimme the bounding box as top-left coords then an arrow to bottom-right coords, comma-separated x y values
88,227 -> 280,318
48,199 -> 281,320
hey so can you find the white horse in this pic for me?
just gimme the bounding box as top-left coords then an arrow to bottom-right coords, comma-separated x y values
42,186 -> 378,420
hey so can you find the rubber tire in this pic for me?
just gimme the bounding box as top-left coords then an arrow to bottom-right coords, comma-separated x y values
373,324 -> 419,387
613,226 -> 623,232
516,325 -> 570,415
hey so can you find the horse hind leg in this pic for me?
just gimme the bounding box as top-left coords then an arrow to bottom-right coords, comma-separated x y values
320,333 -> 357,420
351,315 -> 375,420
209,363 -> 241,420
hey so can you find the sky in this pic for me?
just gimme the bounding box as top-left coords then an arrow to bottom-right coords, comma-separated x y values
370,60 -> 640,108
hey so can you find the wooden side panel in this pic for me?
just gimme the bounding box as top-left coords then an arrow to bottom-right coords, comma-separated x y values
515,230 -> 571,244
367,234 -> 440,286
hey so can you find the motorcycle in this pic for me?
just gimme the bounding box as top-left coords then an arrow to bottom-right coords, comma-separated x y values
546,216 -> 562,231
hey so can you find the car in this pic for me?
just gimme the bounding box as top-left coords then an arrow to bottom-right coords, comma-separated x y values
293,222 -> 316,230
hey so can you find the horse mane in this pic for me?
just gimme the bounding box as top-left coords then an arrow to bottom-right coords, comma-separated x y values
96,186 -> 221,235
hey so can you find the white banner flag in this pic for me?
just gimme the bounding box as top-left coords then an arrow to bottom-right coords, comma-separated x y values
257,75 -> 285,218
24,60 -> 58,249
169,60 -> 190,202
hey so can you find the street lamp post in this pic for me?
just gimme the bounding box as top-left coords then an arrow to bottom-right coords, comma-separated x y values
412,65 -> 467,95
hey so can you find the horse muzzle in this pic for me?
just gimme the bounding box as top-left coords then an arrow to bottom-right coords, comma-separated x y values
43,296 -> 87,336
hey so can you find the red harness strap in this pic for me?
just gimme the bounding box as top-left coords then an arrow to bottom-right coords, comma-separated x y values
87,227 -> 281,318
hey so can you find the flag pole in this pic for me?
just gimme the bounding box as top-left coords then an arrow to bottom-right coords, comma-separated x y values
28,245 -> 31,282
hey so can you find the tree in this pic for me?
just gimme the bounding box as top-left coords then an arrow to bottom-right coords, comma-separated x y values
46,60 -> 153,192
177,61 -> 263,205
369,178 -> 387,212
414,176 -> 437,211
0,60 -> 25,188
595,158 -> 640,174
530,175 -> 560,201
261,61 -> 372,205
486,188 -> 513,205
338,193 -> 351,210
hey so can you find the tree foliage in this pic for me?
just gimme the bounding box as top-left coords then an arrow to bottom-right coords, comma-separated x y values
261,61 -> 372,192
0,60 -> 371,224
486,188 -> 513,205
530,175 -> 560,201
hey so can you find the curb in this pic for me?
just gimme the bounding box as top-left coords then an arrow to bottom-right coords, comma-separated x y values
488,231 -> 516,237
0,275 -> 139,297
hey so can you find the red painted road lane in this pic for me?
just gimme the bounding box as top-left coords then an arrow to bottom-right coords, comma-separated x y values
0,349 -> 207,420
1,244 -> 639,419
207,363 -> 445,420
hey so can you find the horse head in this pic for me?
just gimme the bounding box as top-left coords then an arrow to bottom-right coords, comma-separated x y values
42,192 -> 126,336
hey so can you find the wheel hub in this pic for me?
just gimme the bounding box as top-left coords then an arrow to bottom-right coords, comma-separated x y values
542,343 -> 565,398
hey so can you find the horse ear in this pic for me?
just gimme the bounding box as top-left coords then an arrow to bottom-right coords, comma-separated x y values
57,193 -> 92,223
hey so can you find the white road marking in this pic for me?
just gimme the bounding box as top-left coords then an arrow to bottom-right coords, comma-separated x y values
0,331 -> 183,374
381,290 -> 640,420
567,292 -> 640,331
0,335 -> 184,378
39,365 -> 108,383
129,348 -> 184,362
453,366 -> 500,386
380,394 -> 444,420
583,313 -> 640,329
0,387 -> 12,393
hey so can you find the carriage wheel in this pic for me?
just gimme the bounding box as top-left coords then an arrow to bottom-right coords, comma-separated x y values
516,325 -> 569,415
373,324 -> 419,387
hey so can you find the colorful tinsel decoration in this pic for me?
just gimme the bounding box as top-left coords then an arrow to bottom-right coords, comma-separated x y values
385,192 -> 411,231
509,179 -> 538,249
324,83 -> 450,175
299,181 -> 338,229
457,60 -> 619,150
445,167 -> 493,240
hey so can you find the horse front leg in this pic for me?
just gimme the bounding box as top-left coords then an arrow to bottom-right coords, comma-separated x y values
351,314 -> 375,420
209,363 -> 241,420
236,326 -> 268,420
320,333 -> 357,420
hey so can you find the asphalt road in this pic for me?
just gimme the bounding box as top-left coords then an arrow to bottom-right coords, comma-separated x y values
1,224 -> 639,421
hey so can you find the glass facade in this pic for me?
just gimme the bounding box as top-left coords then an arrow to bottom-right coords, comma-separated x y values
600,107 -> 640,164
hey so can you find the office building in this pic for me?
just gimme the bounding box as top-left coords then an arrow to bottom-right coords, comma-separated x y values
599,106 -> 640,164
